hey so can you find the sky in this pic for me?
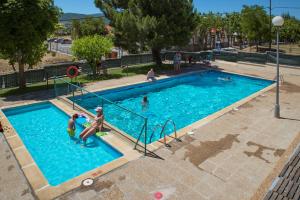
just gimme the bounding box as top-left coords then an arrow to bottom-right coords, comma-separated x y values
54,0 -> 300,19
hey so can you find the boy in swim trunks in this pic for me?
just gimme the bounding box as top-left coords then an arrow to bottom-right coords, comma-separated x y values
67,114 -> 79,140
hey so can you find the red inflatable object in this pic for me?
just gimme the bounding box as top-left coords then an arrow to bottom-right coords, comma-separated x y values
66,66 -> 79,78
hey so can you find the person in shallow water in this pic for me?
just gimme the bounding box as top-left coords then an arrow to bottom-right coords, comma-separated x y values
142,96 -> 149,110
67,113 -> 79,139
79,107 -> 104,146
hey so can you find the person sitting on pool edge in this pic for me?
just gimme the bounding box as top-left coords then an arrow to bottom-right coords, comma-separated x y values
146,68 -> 156,81
79,107 -> 104,146
67,113 -> 79,140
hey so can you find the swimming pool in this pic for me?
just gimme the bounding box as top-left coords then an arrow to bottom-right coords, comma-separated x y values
2,102 -> 122,186
71,70 -> 273,144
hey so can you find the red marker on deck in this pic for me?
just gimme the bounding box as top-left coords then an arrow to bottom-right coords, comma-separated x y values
154,191 -> 163,199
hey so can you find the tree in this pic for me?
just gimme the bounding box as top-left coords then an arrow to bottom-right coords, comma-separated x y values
241,5 -> 269,52
27,43 -> 48,69
279,14 -> 300,44
95,0 -> 197,67
223,12 -> 241,46
71,17 -> 106,39
0,0 -> 60,88
71,35 -> 113,76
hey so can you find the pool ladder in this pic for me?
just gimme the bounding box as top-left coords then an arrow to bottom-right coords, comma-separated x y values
149,119 -> 181,147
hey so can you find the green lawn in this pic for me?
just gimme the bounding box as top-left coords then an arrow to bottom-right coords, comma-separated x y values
0,63 -> 183,97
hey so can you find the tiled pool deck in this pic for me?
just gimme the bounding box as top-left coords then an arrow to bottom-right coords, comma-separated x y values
0,61 -> 300,200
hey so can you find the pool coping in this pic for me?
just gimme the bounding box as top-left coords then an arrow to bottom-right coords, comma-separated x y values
0,101 -> 141,200
62,68 -> 276,152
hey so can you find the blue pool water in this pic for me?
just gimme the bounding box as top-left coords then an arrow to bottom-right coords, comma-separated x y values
3,102 -> 122,186
72,70 -> 273,144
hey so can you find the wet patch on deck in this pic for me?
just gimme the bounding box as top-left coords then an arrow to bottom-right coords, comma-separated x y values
183,134 -> 240,168
80,179 -> 114,193
21,188 -> 30,196
239,102 -> 254,109
118,175 -> 126,181
7,165 -> 14,171
244,141 -> 285,163
168,135 -> 196,154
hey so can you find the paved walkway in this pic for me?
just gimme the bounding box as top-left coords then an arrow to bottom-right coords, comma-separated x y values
0,61 -> 300,200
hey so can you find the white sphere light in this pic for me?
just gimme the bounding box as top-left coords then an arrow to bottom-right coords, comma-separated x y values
272,16 -> 284,27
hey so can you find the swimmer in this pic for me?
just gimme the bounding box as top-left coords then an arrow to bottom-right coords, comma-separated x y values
67,114 -> 79,140
218,77 -> 231,81
79,107 -> 104,146
142,96 -> 149,111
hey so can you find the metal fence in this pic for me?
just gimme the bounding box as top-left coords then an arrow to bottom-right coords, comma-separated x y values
214,51 -> 300,66
0,54 -> 153,89
1,51 -> 299,89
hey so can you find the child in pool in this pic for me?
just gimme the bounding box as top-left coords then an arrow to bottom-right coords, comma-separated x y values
67,114 -> 79,140
142,96 -> 149,111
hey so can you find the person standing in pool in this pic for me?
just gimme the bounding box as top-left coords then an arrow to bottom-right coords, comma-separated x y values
142,96 -> 149,111
67,114 -> 79,140
80,107 -> 104,146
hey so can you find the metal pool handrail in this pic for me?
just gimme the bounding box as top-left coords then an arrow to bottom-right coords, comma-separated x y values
149,119 -> 181,146
54,77 -> 147,120
149,124 -> 164,143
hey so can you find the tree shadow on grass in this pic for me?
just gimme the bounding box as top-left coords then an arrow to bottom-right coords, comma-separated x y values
79,74 -> 124,82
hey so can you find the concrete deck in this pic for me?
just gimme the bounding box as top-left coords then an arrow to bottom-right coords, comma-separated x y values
0,60 -> 300,200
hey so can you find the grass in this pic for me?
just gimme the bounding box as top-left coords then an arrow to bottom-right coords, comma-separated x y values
0,62 -> 181,97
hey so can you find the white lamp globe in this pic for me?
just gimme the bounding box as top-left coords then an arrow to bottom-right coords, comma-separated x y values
272,16 -> 284,27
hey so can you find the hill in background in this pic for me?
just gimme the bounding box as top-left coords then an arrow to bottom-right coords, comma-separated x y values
60,13 -> 109,24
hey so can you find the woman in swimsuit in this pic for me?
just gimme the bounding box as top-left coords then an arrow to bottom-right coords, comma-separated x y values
79,107 -> 104,145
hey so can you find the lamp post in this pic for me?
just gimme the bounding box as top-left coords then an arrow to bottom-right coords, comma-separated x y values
272,16 -> 284,118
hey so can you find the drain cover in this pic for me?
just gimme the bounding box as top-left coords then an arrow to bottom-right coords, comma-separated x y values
82,178 -> 94,186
